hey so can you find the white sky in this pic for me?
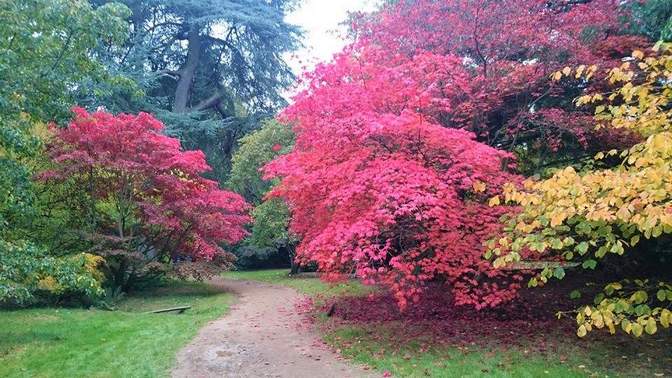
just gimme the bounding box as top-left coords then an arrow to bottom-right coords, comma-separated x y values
285,0 -> 380,75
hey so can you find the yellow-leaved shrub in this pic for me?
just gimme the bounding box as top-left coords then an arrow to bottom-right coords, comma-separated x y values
488,44 -> 672,337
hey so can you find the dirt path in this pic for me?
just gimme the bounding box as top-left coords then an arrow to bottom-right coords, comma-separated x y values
172,278 -> 375,378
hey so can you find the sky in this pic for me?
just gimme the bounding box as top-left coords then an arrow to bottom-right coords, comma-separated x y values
284,0 -> 380,76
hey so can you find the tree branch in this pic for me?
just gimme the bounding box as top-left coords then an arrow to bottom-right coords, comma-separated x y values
192,91 -> 225,111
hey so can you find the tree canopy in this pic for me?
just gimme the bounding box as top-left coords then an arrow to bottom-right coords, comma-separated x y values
43,108 -> 250,289
90,0 -> 302,181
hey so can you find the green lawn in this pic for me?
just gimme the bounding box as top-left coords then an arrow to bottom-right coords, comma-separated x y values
227,269 -> 672,378
223,268 -> 373,301
0,281 -> 232,378
324,322 -> 672,378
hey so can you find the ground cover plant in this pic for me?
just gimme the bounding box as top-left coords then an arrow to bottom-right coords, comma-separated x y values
0,281 -> 232,377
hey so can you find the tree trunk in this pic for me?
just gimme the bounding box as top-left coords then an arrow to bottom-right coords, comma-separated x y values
288,245 -> 299,275
290,260 -> 300,275
113,257 -> 128,293
173,26 -> 201,113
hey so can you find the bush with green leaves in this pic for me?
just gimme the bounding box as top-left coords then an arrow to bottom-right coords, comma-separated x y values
0,240 -> 105,306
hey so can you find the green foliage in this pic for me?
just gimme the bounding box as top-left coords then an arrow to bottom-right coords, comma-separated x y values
0,240 -> 104,306
249,198 -> 295,248
0,281 -> 231,377
227,120 -> 296,268
0,0 -> 130,305
227,119 -> 295,203
0,0 -> 130,122
629,0 -> 672,41
0,131 -> 36,242
575,279 -> 672,338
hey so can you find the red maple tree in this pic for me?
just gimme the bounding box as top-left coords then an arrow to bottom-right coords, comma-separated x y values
43,108 -> 249,284
266,0 -> 648,308
348,0 -> 646,156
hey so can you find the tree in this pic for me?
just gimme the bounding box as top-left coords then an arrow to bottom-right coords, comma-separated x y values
347,0 -> 648,174
0,0 -> 130,241
227,120 -> 298,272
0,0 -> 131,304
489,45 -> 672,337
266,0 -> 650,308
267,111 -> 520,308
228,120 -> 294,204
89,0 -> 301,182
266,49 -> 522,308
43,108 -> 250,290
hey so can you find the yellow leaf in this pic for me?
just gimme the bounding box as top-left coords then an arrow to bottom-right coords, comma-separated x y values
472,180 -> 486,193
550,212 -> 566,227
632,50 -> 644,60
645,317 -> 657,335
489,196 -> 500,207
661,309 -> 671,328
562,67 -> 571,76
622,319 -> 632,334
498,237 -> 509,247
632,323 -> 643,337
576,95 -> 591,106
577,324 -> 587,337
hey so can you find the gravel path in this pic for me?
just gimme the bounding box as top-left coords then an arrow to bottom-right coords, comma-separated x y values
172,278 -> 375,378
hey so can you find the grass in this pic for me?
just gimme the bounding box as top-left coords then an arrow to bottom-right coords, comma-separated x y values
325,325 -> 587,378
324,322 -> 672,378
227,269 -> 672,378
0,280 -> 232,378
223,268 -> 373,300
